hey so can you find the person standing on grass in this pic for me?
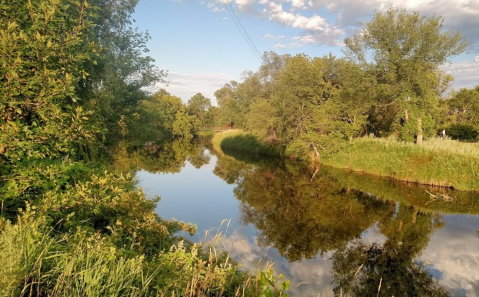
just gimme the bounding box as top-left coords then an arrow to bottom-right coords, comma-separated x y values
442,129 -> 446,139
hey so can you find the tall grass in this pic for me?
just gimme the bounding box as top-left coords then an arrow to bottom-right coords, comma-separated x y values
322,136 -> 479,191
0,211 -> 290,297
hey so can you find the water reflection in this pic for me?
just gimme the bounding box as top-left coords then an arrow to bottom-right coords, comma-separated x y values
129,139 -> 479,296
111,138 -> 211,174
236,163 -> 394,261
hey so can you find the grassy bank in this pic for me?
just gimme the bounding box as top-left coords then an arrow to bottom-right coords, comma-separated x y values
322,136 -> 479,191
212,130 -> 284,157
213,131 -> 479,191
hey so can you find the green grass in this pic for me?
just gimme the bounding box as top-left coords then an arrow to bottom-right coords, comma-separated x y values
322,136 -> 479,191
194,130 -> 216,137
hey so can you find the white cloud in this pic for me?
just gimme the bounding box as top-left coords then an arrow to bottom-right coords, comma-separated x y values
152,72 -> 235,104
441,57 -> 479,90
198,0 -> 478,56
305,0 -> 479,50
421,216 -> 479,295
291,0 -> 306,10
264,33 -> 285,40
264,2 -> 344,46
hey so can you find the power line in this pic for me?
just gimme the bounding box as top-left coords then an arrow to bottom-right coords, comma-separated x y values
220,0 -> 262,62
228,2 -> 262,59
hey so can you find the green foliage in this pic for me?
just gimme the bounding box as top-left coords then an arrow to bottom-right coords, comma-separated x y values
0,0 -> 101,162
212,130 -> 284,157
187,93 -> 212,126
400,115 -> 435,142
76,0 -> 166,144
214,52 -> 375,158
255,267 -> 290,297
0,211 -> 283,297
440,86 -> 479,129
133,89 -> 198,141
344,7 -> 467,140
446,124 -> 479,140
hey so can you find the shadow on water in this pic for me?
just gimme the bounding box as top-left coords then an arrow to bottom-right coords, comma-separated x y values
219,133 -> 285,157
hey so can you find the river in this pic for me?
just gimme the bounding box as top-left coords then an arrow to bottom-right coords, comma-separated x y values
132,138 -> 479,296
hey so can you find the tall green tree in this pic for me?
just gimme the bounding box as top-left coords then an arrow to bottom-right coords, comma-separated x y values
214,80 -> 237,108
344,7 -> 467,143
140,89 -> 198,139
77,0 -> 166,143
270,54 -> 343,157
447,86 -> 479,126
186,92 -> 211,126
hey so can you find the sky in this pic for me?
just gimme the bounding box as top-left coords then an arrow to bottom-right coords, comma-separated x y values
132,0 -> 479,104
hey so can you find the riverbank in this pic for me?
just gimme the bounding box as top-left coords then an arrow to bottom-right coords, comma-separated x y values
213,131 -> 479,191
212,129 -> 284,157
322,136 -> 479,191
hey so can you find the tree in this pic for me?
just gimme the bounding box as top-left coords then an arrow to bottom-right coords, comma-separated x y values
271,54 -> 343,157
77,0 -> 167,143
214,81 -> 237,108
344,7 -> 467,143
139,90 -> 198,139
186,93 -> 211,125
0,0 -> 100,163
447,86 -> 479,126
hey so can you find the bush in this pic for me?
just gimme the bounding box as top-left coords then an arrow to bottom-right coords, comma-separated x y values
446,124 -> 479,140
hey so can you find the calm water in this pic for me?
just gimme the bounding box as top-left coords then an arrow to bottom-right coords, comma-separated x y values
134,139 -> 479,297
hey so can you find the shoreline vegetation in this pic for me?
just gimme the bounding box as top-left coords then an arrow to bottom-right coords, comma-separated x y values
213,130 -> 479,191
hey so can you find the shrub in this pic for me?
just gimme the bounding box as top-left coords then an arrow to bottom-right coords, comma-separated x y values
446,124 -> 479,140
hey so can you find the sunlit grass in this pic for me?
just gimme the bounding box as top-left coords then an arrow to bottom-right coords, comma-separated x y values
323,136 -> 479,191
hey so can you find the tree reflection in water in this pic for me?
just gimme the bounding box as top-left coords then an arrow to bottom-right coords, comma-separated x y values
214,148 -> 449,295
332,205 -> 447,296
234,163 -> 394,261
111,138 -> 211,174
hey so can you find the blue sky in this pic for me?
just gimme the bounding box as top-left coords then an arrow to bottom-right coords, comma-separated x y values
133,0 -> 479,104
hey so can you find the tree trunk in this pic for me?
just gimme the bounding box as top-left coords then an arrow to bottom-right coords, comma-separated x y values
404,109 -> 409,121
412,207 -> 418,225
417,117 -> 423,145
311,143 -> 320,164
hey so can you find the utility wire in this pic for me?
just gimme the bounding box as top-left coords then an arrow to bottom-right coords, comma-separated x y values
220,0 -> 262,62
227,1 -> 262,59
